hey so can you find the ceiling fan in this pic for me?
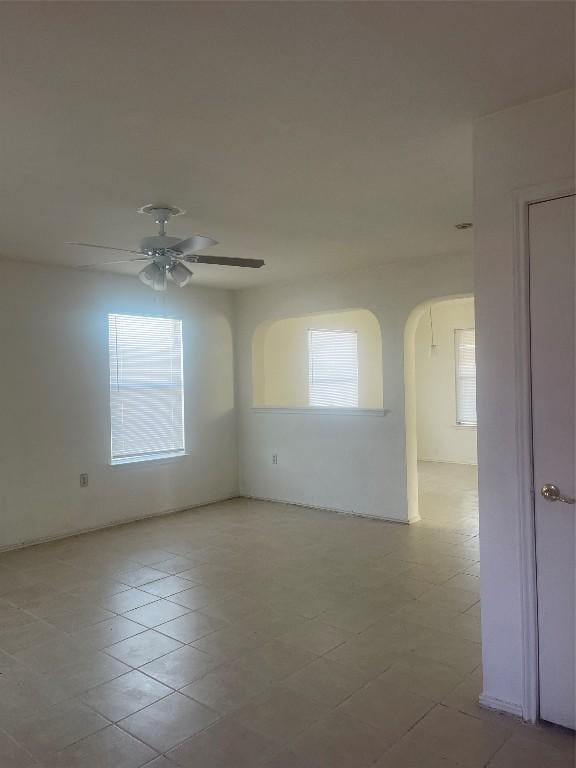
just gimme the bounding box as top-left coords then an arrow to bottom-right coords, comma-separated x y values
67,204 -> 264,290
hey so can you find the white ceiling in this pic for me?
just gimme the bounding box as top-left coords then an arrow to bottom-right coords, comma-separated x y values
0,2 -> 573,289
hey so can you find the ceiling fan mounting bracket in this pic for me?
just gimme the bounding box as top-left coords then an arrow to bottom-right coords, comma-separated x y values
137,204 -> 186,236
137,204 -> 186,219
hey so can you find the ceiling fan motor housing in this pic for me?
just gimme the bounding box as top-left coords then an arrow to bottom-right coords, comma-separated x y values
139,235 -> 183,255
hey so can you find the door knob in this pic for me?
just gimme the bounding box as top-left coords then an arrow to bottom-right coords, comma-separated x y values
540,484 -> 575,504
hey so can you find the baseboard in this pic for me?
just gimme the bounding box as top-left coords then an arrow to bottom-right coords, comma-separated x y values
0,494 -> 240,554
479,693 -> 525,719
240,494 -> 410,525
418,458 -> 478,467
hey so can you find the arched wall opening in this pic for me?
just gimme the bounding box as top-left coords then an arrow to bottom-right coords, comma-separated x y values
404,294 -> 475,522
252,308 -> 384,409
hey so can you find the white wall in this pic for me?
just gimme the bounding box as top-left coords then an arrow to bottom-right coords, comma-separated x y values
236,253 -> 473,522
415,297 -> 477,465
0,260 -> 238,550
474,90 -> 574,716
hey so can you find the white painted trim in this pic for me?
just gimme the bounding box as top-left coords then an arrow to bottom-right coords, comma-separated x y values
0,494 -> 239,554
251,407 -> 390,416
479,694 -> 524,719
417,458 -> 478,466
512,178 -> 575,723
241,494 -> 410,525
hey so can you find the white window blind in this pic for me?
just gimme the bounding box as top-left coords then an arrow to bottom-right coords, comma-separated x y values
308,329 -> 359,407
108,314 -> 185,464
455,328 -> 477,426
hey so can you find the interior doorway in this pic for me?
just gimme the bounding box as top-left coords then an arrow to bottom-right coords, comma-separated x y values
405,295 -> 478,526
414,297 -> 478,529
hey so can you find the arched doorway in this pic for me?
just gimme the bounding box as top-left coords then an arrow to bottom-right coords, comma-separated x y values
405,295 -> 476,523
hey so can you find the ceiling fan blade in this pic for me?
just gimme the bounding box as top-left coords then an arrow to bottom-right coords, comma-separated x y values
67,242 -> 143,255
185,254 -> 264,268
172,235 -> 218,255
76,257 -> 150,270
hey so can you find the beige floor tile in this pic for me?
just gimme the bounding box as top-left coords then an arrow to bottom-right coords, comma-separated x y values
139,645 -> 218,689
115,566 -> 169,588
443,573 -> 481,593
167,717 -> 278,767
0,647 -> 23,673
233,687 -> 330,745
282,657 -> 369,707
153,557 -> 197,576
324,635 -> 400,678
261,748 -> 320,768
128,549 -> 180,567
0,730 -> 41,767
167,586 -> 235,611
290,709 -> 389,768
181,662 -> 271,713
441,674 -> 517,730
235,639 -> 317,682
6,700 -> 109,759
104,629 -> 183,666
139,577 -> 194,599
409,629 -> 482,675
0,463 -> 505,767
68,577 -> 132,601
487,735 -> 574,768
155,611 -> 227,643
512,720 -> 575,755
236,606 -> 310,641
3,582 -> 63,609
191,624 -> 264,662
404,705 -> 512,768
0,569 -> 37,597
417,585 -> 480,613
448,612 -> 482,643
100,589 -> 160,613
45,605 -> 117,633
43,724 -> 158,768
81,669 -> 172,721
378,657 -> 465,702
0,620 -> 63,655
276,619 -> 351,655
0,601 -> 39,631
119,692 -> 219,752
139,758 -> 177,768
123,600 -> 191,628
339,677 -> 434,745
374,736 -> 465,767
70,615 -> 146,650
42,653 -> 132,698
199,594 -> 262,622
13,635 -> 97,674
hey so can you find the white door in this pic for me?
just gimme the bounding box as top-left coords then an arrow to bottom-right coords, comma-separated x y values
530,194 -> 575,729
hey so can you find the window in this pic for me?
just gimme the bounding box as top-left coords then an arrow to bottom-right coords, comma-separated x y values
455,328 -> 477,426
108,314 -> 185,464
308,329 -> 359,407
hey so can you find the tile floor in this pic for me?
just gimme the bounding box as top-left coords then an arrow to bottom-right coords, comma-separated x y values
0,462 -> 573,767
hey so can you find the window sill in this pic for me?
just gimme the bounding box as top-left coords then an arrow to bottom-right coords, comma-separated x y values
252,407 -> 390,417
109,451 -> 188,467
454,423 -> 477,429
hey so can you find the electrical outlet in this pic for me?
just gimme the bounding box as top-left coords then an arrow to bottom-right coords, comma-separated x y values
272,454 -> 278,465
79,473 -> 88,488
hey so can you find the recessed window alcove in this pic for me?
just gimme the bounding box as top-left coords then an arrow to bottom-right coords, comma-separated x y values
252,308 -> 384,410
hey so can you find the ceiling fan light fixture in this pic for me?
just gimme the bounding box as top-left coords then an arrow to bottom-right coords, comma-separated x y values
168,261 -> 193,287
138,261 -> 167,291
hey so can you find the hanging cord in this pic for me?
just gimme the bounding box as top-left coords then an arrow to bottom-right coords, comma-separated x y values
429,306 -> 435,349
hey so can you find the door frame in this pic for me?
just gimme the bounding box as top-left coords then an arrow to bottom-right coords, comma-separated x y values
512,178 -> 575,723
